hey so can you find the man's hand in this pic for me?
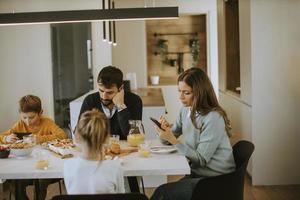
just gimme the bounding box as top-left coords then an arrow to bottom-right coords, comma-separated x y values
5,134 -> 18,143
112,88 -> 125,107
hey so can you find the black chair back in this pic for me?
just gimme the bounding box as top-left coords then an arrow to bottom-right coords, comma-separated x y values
191,140 -> 255,200
52,193 -> 149,200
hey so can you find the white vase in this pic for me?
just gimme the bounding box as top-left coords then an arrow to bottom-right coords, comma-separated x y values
150,75 -> 160,85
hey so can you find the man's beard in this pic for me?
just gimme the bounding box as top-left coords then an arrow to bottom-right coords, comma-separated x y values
101,98 -> 113,106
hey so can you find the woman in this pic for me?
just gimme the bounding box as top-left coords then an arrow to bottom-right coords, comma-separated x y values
151,68 -> 235,200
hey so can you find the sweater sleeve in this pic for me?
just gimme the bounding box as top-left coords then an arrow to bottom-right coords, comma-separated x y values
175,112 -> 225,167
0,121 -> 24,143
37,119 -> 67,144
171,108 -> 183,137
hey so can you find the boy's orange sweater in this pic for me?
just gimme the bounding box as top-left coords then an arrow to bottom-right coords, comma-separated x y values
0,117 -> 67,144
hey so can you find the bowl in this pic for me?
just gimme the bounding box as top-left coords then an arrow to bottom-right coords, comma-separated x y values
0,149 -> 10,158
10,147 -> 33,157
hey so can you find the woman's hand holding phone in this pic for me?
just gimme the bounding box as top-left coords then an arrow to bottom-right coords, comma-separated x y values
151,116 -> 178,145
159,116 -> 171,130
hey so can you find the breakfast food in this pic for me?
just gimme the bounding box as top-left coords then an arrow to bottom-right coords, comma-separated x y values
44,139 -> 75,148
105,144 -> 138,158
110,143 -> 121,154
0,145 -> 9,151
9,143 -> 34,149
41,139 -> 74,158
0,145 -> 10,158
127,133 -> 145,147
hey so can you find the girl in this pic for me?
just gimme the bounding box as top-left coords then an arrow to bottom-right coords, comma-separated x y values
64,109 -> 125,194
151,68 -> 236,200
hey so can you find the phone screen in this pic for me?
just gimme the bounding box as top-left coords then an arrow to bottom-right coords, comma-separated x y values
150,117 -> 165,131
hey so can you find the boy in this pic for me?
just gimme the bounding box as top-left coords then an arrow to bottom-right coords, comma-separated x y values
0,94 -> 66,144
0,94 -> 67,200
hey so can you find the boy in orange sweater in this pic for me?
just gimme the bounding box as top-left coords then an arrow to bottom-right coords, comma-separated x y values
0,95 -> 67,200
0,94 -> 66,144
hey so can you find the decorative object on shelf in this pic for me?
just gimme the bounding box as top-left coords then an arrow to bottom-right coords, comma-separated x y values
153,32 -> 199,72
156,39 -> 169,64
189,38 -> 200,67
150,75 -> 160,85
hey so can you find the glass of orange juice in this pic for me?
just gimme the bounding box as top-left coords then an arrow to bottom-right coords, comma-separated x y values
35,150 -> 49,170
138,142 -> 151,157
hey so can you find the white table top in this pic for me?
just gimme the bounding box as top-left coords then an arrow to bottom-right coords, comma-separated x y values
0,140 -> 190,180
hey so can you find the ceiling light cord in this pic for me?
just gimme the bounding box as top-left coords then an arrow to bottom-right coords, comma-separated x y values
112,1 -> 117,46
102,0 -> 106,42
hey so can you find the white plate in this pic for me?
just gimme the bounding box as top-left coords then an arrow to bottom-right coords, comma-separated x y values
150,146 -> 177,154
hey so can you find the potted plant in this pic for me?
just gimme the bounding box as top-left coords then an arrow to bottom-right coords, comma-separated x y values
156,39 -> 169,64
189,38 -> 200,67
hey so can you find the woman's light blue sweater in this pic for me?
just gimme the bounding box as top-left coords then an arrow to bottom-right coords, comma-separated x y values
173,107 -> 236,177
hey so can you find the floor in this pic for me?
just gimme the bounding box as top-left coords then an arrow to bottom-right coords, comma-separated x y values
1,175 -> 300,200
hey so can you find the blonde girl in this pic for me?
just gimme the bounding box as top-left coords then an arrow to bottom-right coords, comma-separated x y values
64,109 -> 125,194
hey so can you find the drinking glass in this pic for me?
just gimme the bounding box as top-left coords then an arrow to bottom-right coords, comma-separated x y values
110,135 -> 120,145
138,142 -> 151,157
23,134 -> 36,145
35,150 -> 49,170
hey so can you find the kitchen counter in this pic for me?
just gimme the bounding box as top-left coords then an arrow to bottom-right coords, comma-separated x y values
132,88 -> 165,107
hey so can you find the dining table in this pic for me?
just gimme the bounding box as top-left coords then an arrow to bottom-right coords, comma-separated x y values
0,139 -> 190,199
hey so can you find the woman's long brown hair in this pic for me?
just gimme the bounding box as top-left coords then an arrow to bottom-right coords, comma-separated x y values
178,68 -> 232,136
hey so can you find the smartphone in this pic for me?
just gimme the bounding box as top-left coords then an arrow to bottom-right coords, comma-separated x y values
150,117 -> 165,131
13,132 -> 32,139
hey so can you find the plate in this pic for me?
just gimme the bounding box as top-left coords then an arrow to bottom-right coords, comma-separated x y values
150,146 -> 177,154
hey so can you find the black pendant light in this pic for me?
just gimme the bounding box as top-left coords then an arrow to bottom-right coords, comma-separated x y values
102,0 -> 107,42
108,0 -> 112,44
112,1 -> 117,46
0,7 -> 178,26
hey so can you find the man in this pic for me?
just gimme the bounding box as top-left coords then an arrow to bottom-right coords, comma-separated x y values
78,66 -> 142,192
79,65 -> 142,140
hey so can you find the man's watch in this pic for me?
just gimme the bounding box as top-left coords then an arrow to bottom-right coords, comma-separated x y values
117,104 -> 127,111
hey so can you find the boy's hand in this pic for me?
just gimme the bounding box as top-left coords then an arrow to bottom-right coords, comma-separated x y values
5,134 -> 18,143
113,88 -> 125,107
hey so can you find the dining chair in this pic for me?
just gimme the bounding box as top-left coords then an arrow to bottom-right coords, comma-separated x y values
51,193 -> 149,200
191,140 -> 255,200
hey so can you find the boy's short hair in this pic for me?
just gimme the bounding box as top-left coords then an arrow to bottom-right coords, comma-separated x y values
97,66 -> 123,88
19,95 -> 42,113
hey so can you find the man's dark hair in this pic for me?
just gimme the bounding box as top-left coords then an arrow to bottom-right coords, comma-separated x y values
97,66 -> 123,88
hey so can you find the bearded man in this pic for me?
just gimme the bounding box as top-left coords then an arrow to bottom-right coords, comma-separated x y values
79,65 -> 142,140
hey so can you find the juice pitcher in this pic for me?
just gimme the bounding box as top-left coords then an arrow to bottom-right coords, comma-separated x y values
127,120 -> 145,147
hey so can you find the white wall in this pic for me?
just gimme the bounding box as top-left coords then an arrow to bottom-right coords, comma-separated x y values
217,0 -> 253,174
218,0 -> 300,185
251,0 -> 300,185
91,22 -> 112,89
0,0 -> 111,131
0,25 -> 54,131
112,20 -> 147,88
